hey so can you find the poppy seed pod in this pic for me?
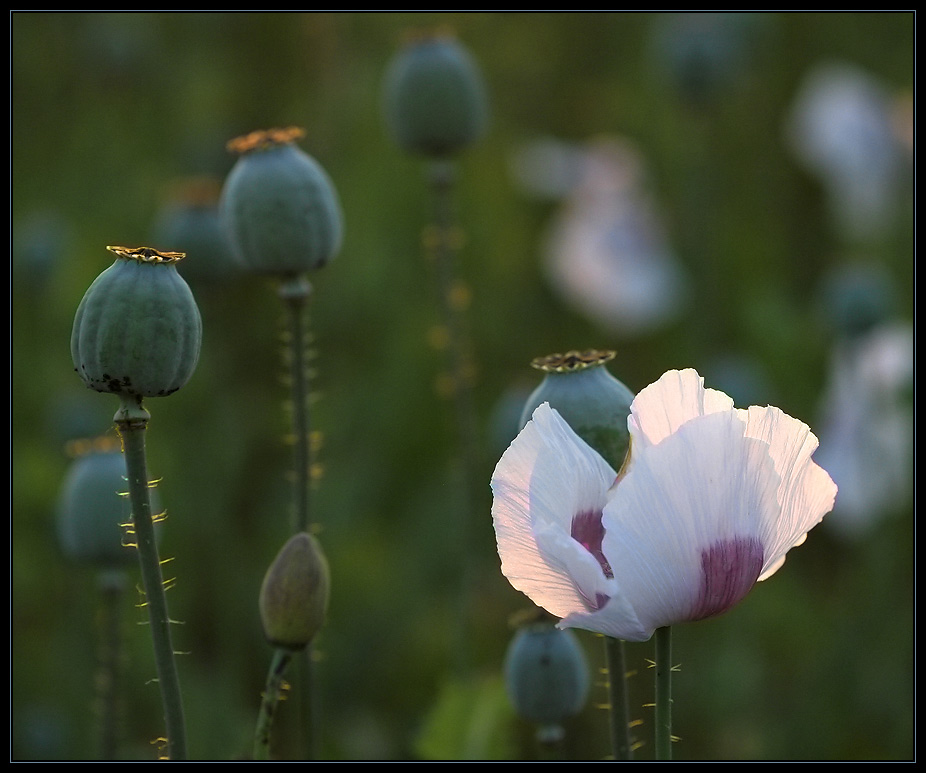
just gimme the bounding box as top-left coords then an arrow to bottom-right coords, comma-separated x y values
220,127 -> 343,276
520,350 -> 635,472
504,623 -> 590,735
71,246 -> 202,400
56,440 -> 162,568
383,30 -> 489,158
151,177 -> 235,285
259,532 -> 330,650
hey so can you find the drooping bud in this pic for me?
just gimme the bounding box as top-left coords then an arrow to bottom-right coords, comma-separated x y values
503,621 -> 590,741
382,29 -> 489,158
520,350 -> 634,471
70,246 -> 202,403
259,532 -> 330,650
220,127 -> 343,277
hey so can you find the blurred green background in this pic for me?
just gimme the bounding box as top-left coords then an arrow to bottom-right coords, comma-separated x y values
12,11 -> 914,761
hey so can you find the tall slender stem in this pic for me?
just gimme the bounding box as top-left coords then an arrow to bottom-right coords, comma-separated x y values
253,648 -> 294,761
603,636 -> 633,760
654,626 -> 673,761
96,570 -> 127,760
116,399 -> 187,761
277,275 -> 318,759
427,160 -> 482,675
278,276 -> 313,534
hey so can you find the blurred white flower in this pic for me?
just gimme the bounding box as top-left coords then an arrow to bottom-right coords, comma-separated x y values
491,369 -> 837,642
816,322 -> 913,535
511,136 -> 688,336
785,61 -> 908,243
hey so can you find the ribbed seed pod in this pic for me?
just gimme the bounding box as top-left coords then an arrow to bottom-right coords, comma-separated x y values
382,30 -> 489,158
520,350 -> 635,472
220,127 -> 343,276
504,623 -> 590,733
56,439 -> 162,568
259,532 -> 330,651
71,246 -> 202,400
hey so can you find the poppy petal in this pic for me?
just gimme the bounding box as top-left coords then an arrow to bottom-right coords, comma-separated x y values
491,403 -> 618,620
628,368 -> 734,451
599,410 -> 780,640
739,405 -> 838,581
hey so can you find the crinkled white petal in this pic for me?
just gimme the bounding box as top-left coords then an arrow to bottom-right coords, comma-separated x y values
490,403 -> 618,620
594,409 -> 781,641
628,368 -> 734,452
738,405 -> 838,581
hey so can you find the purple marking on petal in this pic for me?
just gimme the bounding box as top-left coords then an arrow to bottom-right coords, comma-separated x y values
570,510 -> 613,579
689,537 -> 764,621
577,589 -> 611,612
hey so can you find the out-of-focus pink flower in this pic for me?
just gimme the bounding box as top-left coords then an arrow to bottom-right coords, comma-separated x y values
816,322 -> 913,535
511,136 -> 688,336
785,61 -> 908,243
491,369 -> 837,642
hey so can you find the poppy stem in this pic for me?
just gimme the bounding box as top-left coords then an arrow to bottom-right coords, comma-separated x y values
116,409 -> 188,760
95,570 -> 127,760
253,647 -> 294,760
426,159 -> 482,676
603,636 -> 633,760
278,276 -> 314,535
654,625 -> 673,760
277,275 -> 319,759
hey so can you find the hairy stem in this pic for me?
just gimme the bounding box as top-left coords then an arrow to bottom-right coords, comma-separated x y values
654,626 -> 673,761
603,635 -> 633,760
116,400 -> 187,760
254,648 -> 294,761
427,159 -> 482,676
277,276 -> 318,759
278,276 -> 313,534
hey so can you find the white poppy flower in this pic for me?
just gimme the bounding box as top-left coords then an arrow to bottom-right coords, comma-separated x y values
491,368 -> 837,642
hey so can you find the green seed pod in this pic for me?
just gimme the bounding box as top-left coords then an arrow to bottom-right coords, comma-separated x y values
383,30 -> 489,158
220,127 -> 343,277
56,437 -> 162,568
504,623 -> 590,734
150,177 -> 236,285
520,350 -> 635,472
259,532 -> 330,650
71,246 -> 202,400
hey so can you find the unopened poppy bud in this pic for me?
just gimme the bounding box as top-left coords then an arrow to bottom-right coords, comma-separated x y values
259,532 -> 330,650
503,622 -> 590,738
520,350 -> 634,471
382,30 -> 489,158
